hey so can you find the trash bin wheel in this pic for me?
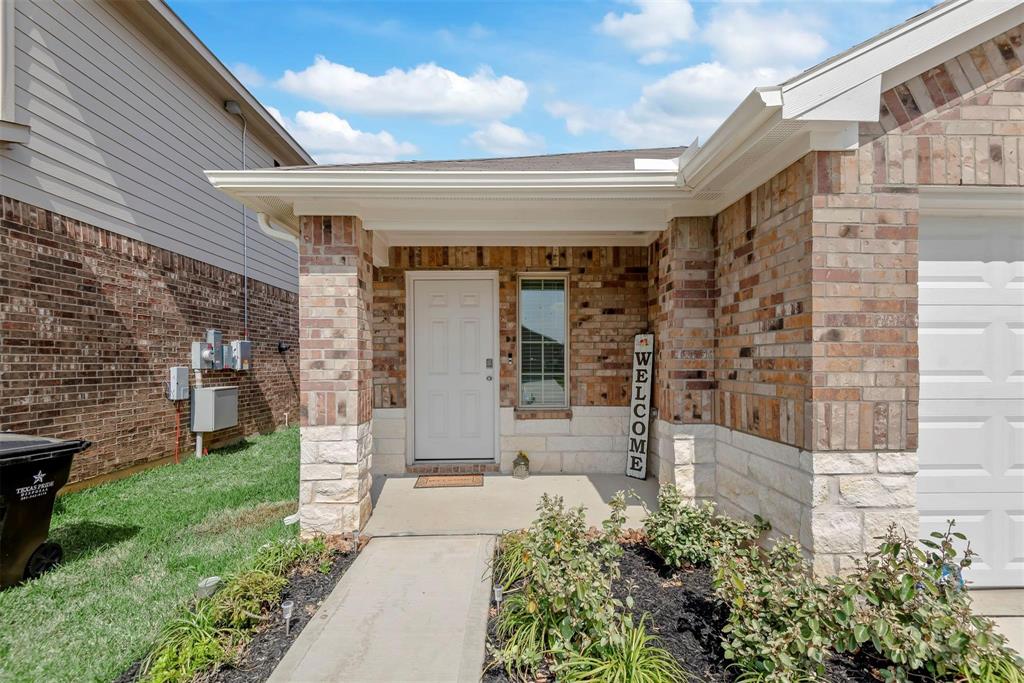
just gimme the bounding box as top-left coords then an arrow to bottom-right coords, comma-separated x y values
24,542 -> 63,580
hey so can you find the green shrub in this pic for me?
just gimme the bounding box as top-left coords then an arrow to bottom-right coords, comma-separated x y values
141,601 -> 240,683
555,616 -> 688,683
715,521 -> 1024,683
210,570 -> 288,629
715,539 -> 832,682
493,493 -> 627,677
830,522 -> 1024,682
139,536 -> 340,683
644,485 -> 768,569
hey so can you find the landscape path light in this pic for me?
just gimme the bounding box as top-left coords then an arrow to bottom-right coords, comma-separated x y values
282,599 -> 295,636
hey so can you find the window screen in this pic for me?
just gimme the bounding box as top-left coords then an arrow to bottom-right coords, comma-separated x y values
519,277 -> 567,408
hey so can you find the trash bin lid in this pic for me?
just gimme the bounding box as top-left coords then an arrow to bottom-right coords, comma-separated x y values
0,433 -> 91,463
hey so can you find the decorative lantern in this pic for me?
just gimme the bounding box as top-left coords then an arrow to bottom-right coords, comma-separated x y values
512,451 -> 530,479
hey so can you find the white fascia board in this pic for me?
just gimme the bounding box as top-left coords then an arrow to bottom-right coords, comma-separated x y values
292,196 -> 679,232
676,88 -> 782,189
883,6 -> 1024,89
781,0 -> 1022,120
206,168 -> 681,192
382,230 -> 660,247
796,75 -> 883,122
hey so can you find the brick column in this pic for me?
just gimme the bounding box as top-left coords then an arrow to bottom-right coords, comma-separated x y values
805,151 -> 920,573
298,216 -> 374,534
650,217 -> 717,500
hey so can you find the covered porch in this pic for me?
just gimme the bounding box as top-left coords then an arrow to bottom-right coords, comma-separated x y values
206,133 -> 921,575
364,473 -> 660,537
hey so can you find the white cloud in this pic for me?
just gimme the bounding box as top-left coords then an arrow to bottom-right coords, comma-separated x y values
597,0 -> 696,64
231,63 -> 266,88
703,8 -> 828,69
553,5 -> 830,147
277,56 -> 528,122
267,107 -> 417,164
468,122 -> 544,156
548,61 -> 793,147
637,50 -> 679,66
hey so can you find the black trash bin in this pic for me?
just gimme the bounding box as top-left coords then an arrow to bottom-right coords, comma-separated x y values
0,434 -> 91,588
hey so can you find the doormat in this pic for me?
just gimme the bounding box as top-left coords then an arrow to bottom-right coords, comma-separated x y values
414,474 -> 484,489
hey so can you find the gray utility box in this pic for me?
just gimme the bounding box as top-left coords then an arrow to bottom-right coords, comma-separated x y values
191,386 -> 239,432
168,366 -> 189,401
222,340 -> 252,371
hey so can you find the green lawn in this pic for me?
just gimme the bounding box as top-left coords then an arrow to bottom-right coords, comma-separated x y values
0,427 -> 300,683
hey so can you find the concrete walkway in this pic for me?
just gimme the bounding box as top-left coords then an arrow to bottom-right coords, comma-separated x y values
269,535 -> 494,683
971,589 -> 1024,654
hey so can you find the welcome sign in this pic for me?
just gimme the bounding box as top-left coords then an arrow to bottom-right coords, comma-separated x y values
626,333 -> 653,480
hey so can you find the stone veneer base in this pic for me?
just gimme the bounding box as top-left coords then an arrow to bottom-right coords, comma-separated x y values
300,424 -> 373,535
370,410 -> 918,572
652,419 -> 918,574
371,406 -> 633,475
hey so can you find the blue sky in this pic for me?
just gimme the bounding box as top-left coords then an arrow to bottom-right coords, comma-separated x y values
170,0 -> 935,164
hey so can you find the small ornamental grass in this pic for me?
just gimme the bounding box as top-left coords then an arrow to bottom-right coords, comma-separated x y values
491,493 -> 685,682
139,536 -> 335,683
555,615 -> 687,683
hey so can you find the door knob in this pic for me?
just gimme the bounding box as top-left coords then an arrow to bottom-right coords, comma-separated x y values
486,375 -> 493,381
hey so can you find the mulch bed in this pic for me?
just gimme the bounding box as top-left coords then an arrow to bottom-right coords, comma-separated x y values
483,543 -> 888,682
116,548 -> 357,683
205,549 -> 357,683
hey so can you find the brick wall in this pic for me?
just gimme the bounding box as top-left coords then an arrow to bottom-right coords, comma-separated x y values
714,158 -> 815,448
297,216 -> 373,428
805,25 -> 1024,453
296,216 -> 374,534
1,196 -> 299,483
372,246 -> 649,410
864,24 -> 1024,187
705,26 -> 1023,455
649,218 -> 716,424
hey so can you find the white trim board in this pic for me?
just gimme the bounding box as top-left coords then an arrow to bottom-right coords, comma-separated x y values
404,270 -> 501,465
919,186 -> 1024,218
381,230 -> 659,248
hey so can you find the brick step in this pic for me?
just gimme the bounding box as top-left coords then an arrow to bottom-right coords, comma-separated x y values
406,462 -> 499,475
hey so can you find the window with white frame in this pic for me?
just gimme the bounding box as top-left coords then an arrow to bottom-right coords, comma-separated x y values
518,275 -> 568,408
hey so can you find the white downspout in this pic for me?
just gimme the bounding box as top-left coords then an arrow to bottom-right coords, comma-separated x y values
257,213 -> 298,245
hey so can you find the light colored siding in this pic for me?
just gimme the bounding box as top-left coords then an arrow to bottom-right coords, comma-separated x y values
1,0 -> 298,292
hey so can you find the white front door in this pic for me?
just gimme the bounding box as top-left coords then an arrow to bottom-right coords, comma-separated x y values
412,278 -> 497,461
918,214 -> 1024,587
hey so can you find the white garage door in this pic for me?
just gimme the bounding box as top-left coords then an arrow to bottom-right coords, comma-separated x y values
918,211 -> 1024,587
